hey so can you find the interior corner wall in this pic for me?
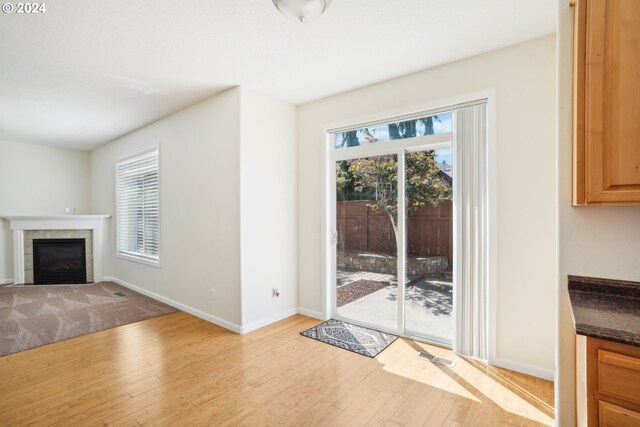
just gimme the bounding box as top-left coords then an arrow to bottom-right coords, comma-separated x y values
239,88 -> 298,330
296,35 -> 557,376
90,87 -> 243,328
0,139 -> 91,282
556,1 -> 640,425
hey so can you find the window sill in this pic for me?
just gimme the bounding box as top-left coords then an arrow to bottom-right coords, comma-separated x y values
117,253 -> 161,268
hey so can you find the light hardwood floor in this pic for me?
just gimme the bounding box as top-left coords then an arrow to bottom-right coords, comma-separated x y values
0,312 -> 554,426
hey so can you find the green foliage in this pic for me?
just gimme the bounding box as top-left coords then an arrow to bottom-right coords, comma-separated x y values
336,162 -> 351,191
348,155 -> 399,222
336,152 -> 451,233
405,151 -> 451,212
336,160 -> 371,200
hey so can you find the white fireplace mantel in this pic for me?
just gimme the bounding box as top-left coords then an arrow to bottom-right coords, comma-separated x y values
2,215 -> 110,284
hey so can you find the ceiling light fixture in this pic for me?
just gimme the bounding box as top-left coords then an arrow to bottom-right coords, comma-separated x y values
272,0 -> 331,23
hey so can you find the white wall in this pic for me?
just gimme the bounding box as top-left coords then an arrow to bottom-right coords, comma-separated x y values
0,139 -> 91,282
239,88 -> 298,330
297,35 -> 557,376
91,88 -> 243,328
90,87 -> 299,333
556,1 -> 640,425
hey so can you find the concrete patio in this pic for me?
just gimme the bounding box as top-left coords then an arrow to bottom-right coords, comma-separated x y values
336,269 -> 453,342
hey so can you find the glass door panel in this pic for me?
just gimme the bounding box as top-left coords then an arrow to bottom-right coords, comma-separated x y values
335,154 -> 398,331
404,148 -> 454,344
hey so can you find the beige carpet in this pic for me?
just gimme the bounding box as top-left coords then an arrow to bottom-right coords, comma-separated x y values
0,281 -> 178,356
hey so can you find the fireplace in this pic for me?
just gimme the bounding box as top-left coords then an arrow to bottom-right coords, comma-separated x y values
2,215 -> 109,285
33,238 -> 87,284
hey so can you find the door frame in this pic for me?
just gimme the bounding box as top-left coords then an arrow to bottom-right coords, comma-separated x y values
320,91 -> 497,355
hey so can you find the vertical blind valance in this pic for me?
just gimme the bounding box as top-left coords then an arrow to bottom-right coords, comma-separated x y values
116,149 -> 160,262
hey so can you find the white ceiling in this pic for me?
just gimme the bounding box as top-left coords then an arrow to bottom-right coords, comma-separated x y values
0,0 -> 556,150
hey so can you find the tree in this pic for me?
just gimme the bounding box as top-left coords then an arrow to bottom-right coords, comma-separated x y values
336,114 -> 442,148
335,114 -> 450,243
338,130 -> 359,148
388,120 -> 416,140
339,151 -> 451,240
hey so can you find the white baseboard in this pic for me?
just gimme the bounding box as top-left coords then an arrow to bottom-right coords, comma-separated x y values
104,276 -> 312,335
241,308 -> 299,334
104,276 -> 242,334
0,279 -> 13,285
297,307 -> 326,320
490,357 -> 555,381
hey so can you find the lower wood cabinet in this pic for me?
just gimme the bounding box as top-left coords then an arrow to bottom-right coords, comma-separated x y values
599,401 -> 640,427
576,335 -> 640,426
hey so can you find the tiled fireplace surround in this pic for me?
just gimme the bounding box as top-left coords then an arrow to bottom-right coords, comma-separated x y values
23,229 -> 94,283
2,216 -> 109,285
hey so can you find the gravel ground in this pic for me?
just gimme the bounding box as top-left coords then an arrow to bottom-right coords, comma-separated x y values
337,279 -> 390,307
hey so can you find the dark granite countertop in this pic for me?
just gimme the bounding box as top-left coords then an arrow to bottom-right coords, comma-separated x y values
568,275 -> 640,347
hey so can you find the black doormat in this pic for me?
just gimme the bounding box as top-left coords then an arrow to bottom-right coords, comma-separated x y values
300,319 -> 398,358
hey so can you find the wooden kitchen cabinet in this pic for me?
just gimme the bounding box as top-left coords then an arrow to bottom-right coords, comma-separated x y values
576,336 -> 640,427
572,0 -> 640,205
599,401 -> 640,427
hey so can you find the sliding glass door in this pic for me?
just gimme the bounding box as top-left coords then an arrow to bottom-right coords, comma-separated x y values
403,147 -> 454,344
335,155 -> 398,331
329,112 -> 455,345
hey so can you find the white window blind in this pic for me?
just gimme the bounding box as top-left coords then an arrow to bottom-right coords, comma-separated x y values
116,149 -> 160,263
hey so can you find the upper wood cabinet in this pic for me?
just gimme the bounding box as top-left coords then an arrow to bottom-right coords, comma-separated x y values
573,0 -> 640,205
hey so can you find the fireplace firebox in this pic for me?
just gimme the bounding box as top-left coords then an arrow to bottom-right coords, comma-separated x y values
33,238 -> 87,284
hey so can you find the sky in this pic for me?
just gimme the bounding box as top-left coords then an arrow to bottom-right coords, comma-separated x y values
334,111 -> 453,149
436,148 -> 452,167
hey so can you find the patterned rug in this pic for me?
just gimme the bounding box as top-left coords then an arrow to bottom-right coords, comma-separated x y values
0,281 -> 178,356
301,319 -> 398,358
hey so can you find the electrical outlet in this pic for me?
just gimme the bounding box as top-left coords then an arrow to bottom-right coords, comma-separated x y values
273,288 -> 280,298
211,288 -> 217,300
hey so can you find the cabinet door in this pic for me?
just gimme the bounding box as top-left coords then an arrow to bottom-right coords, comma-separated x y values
599,401 -> 640,427
574,0 -> 640,204
598,349 -> 640,405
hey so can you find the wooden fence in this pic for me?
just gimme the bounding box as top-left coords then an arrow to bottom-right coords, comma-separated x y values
336,200 -> 453,268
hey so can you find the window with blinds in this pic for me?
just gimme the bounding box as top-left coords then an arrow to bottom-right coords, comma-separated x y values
116,148 -> 160,264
